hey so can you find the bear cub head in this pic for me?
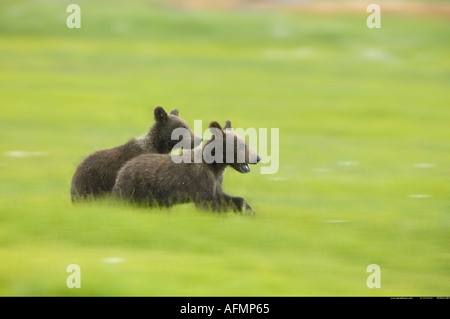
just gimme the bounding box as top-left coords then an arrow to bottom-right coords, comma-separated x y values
208,120 -> 261,173
149,106 -> 202,153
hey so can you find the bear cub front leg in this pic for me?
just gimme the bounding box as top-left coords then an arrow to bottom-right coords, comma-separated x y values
221,194 -> 254,214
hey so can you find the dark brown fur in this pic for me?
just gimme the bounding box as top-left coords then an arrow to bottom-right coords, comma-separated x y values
71,106 -> 201,201
112,121 -> 261,213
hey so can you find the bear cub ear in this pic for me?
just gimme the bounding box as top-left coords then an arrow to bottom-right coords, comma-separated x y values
209,121 -> 223,131
170,109 -> 179,116
154,106 -> 168,122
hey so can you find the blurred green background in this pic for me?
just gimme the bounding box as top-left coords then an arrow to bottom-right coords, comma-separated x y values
0,0 -> 449,296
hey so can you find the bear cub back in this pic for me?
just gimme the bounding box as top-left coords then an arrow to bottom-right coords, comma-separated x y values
70,106 -> 201,201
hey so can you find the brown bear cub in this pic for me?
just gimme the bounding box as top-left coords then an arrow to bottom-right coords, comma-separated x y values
112,120 -> 261,213
71,106 -> 202,201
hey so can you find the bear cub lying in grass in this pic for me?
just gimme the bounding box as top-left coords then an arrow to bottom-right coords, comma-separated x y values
112,120 -> 261,213
71,106 -> 202,201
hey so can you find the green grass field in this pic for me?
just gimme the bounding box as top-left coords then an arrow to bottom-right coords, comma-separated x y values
0,0 -> 449,296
